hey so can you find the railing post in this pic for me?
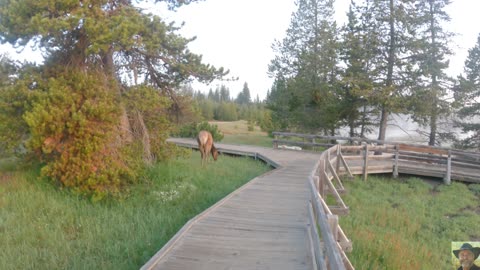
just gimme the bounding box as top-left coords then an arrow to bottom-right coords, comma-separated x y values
362,144 -> 369,181
444,150 -> 451,185
327,214 -> 339,242
336,145 -> 341,173
318,159 -> 326,198
393,144 -> 399,178
273,134 -> 278,149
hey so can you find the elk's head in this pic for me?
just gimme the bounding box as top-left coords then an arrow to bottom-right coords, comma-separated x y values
212,148 -> 219,161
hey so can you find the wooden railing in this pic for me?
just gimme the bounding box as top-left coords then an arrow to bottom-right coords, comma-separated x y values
279,132 -> 480,270
308,145 -> 354,270
273,132 -> 480,184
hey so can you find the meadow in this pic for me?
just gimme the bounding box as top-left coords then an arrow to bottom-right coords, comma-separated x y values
0,152 -> 271,270
341,176 -> 480,270
210,120 -> 273,147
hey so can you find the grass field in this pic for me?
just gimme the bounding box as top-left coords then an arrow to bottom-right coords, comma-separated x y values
0,153 -> 271,270
341,176 -> 480,270
210,120 -> 273,147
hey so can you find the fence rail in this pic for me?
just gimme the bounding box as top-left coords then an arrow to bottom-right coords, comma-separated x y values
273,132 -> 480,184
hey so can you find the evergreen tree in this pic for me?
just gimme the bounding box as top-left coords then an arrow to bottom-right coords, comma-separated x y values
0,55 -> 29,157
340,1 -> 378,137
219,85 -> 231,102
207,88 -> 215,100
268,0 -> 341,133
454,34 -> 480,150
266,76 -> 294,131
408,0 -> 453,145
236,82 -> 252,104
365,0 -> 417,141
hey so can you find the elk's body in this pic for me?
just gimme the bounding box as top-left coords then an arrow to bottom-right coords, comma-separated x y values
197,130 -> 218,166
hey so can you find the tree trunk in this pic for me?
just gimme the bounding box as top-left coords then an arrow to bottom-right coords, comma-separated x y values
378,0 -> 395,143
378,105 -> 389,142
360,104 -> 368,138
428,1 -> 438,146
131,110 -> 154,165
429,108 -> 437,146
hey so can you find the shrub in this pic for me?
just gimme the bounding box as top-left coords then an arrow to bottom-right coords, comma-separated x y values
247,120 -> 254,131
176,121 -> 224,141
123,85 -> 175,162
23,69 -> 134,200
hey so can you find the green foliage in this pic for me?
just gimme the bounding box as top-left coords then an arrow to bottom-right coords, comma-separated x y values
247,120 -> 254,132
235,82 -> 251,105
23,69 -> 133,199
214,102 -> 238,121
406,0 -> 454,146
267,0 -> 341,134
123,85 -> 175,161
176,121 -> 224,142
454,34 -> 480,150
0,55 -> 31,157
339,3 -> 378,137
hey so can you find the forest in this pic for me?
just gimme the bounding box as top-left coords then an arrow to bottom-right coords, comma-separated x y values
0,0 -> 479,198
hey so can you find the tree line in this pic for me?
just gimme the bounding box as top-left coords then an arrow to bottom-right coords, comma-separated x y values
266,0 -> 480,150
189,82 -> 271,128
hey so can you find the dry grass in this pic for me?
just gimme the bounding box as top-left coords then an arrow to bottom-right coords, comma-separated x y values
210,120 -> 272,147
209,120 -> 267,136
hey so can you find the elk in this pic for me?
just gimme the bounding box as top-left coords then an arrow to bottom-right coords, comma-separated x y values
197,130 -> 218,166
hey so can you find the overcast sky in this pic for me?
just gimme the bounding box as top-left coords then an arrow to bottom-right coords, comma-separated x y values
2,0 -> 480,101
152,0 -> 480,100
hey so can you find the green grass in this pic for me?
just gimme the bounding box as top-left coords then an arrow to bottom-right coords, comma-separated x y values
222,134 -> 272,147
210,120 -> 273,147
340,176 -> 480,270
0,152 -> 271,270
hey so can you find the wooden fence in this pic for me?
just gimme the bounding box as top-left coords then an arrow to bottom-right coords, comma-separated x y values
273,132 -> 480,184
275,132 -> 480,270
308,144 -> 354,270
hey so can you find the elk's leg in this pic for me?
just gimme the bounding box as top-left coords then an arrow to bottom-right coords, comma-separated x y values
199,145 -> 205,166
205,144 -> 212,163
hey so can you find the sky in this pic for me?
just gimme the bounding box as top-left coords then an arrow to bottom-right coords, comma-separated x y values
2,0 -> 480,101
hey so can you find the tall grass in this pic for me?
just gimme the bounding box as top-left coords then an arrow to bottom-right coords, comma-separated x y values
341,176 -> 480,270
0,152 -> 271,270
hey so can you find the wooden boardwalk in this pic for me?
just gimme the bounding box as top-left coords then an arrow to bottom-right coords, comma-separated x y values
141,139 -> 322,270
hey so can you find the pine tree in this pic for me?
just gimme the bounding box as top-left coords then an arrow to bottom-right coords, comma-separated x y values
236,82 -> 251,104
354,0 -> 416,141
340,1 -> 378,137
268,0 -> 340,133
409,0 -> 453,146
454,34 -> 480,150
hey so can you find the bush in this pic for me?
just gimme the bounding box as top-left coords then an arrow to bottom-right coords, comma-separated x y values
176,121 -> 224,142
123,85 -> 175,162
247,120 -> 254,131
23,69 -> 134,200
